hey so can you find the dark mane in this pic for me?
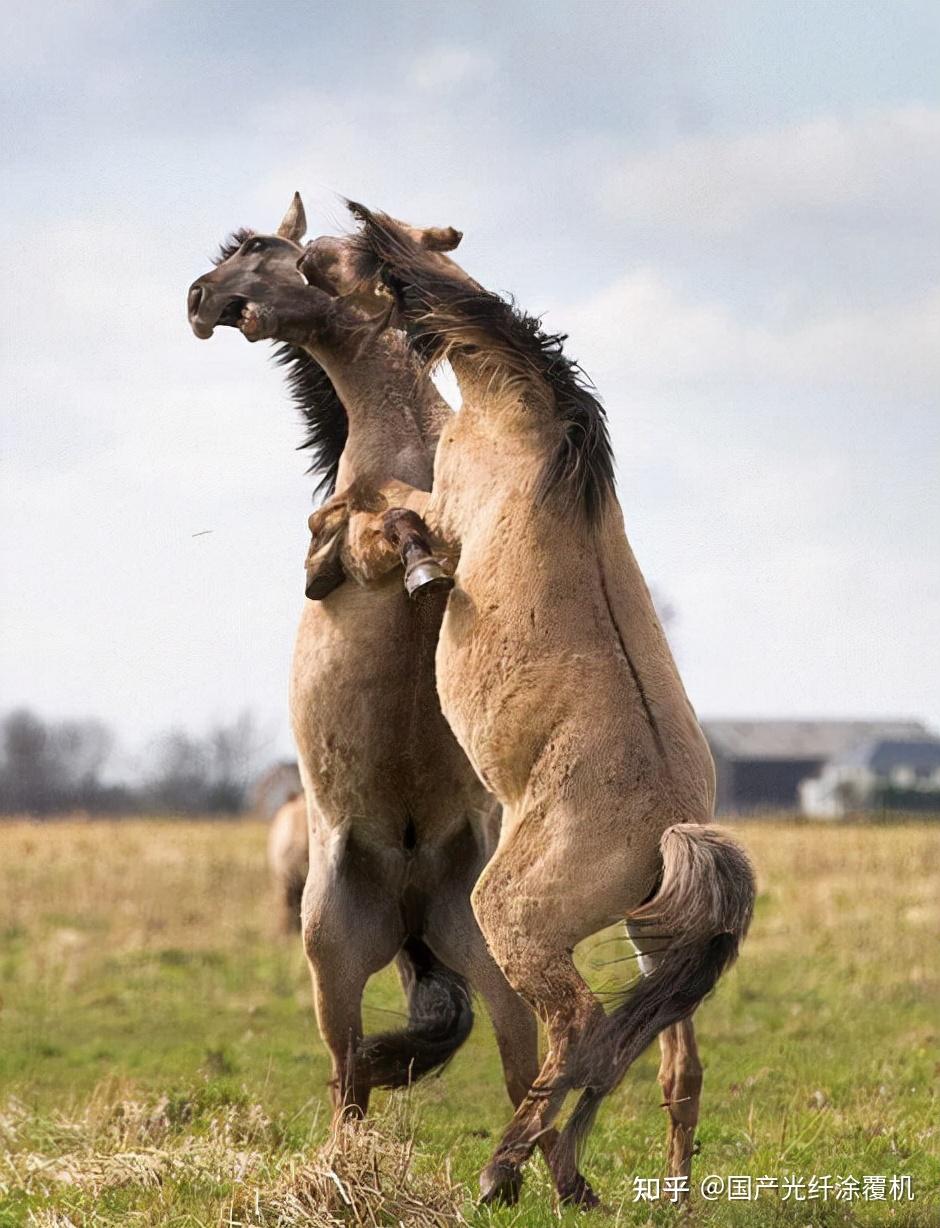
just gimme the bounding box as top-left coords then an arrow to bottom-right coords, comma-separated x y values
348,203 -> 615,522
212,227 -> 348,502
273,345 -> 349,502
213,228 -> 254,265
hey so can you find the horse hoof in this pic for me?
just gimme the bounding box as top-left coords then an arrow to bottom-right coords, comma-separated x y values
305,560 -> 346,601
560,1174 -> 601,1210
404,559 -> 454,599
478,1161 -> 523,1207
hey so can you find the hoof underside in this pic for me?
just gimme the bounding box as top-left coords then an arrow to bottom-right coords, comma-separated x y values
404,559 -> 454,599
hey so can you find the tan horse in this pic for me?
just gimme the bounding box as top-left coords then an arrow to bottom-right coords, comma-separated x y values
267,792 -> 308,933
186,198 -> 587,1199
288,204 -> 757,1206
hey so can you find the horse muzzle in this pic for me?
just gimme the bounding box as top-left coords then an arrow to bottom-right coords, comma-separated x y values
187,280 -> 248,339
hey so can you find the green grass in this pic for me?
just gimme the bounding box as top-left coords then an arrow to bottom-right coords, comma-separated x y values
0,818 -> 937,1226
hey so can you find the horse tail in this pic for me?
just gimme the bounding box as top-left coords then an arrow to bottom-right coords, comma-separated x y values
356,937 -> 473,1088
558,824 -> 755,1164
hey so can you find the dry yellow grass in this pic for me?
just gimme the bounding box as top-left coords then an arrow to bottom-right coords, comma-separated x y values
0,817 -> 938,1226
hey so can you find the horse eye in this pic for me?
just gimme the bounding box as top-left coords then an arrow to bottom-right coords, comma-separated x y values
245,237 -> 266,254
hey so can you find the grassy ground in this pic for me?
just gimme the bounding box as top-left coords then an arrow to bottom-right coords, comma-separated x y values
0,818 -> 937,1227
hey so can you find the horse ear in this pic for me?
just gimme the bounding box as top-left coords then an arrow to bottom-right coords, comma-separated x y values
421,226 -> 462,252
277,192 -> 307,242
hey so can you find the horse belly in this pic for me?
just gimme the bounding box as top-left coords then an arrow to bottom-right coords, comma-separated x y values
291,580 -> 487,844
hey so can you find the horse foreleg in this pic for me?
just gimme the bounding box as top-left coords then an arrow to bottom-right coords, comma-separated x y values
305,495 -> 352,600
382,506 -> 454,599
306,482 -> 453,599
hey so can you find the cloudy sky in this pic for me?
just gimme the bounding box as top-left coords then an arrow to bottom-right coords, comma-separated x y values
2,1 -> 938,767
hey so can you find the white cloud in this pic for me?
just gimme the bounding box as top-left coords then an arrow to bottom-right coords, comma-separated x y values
603,105 -> 940,232
547,258 -> 940,731
559,269 -> 940,396
407,46 -> 495,94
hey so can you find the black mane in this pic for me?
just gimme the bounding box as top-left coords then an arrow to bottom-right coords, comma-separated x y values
349,203 -> 615,522
213,228 -> 254,265
273,345 -> 348,501
213,228 -> 348,502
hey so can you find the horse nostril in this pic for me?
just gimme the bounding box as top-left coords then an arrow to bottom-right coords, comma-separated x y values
188,284 -> 204,316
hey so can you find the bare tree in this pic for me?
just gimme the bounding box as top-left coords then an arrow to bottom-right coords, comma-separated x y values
146,729 -> 209,813
206,711 -> 261,812
0,707 -> 262,817
145,711 -> 261,814
0,709 -> 115,813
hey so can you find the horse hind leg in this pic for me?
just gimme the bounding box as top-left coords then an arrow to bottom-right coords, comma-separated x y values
629,919 -> 703,1194
302,850 -> 404,1123
422,876 -> 597,1207
469,848 -> 608,1207
657,1018 -> 702,1196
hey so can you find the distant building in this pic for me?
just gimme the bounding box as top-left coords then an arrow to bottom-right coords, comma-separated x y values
252,760 -> 302,819
800,736 -> 940,817
703,719 -> 933,814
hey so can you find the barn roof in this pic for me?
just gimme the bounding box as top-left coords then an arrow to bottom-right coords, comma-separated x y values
833,735 -> 940,773
702,719 -> 928,761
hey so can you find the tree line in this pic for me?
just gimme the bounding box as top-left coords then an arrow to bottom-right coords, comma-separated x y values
0,708 -> 263,817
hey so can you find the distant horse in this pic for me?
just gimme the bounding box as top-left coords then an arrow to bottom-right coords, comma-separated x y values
186,198 -> 586,1200
238,204 -> 756,1206
267,792 -> 308,933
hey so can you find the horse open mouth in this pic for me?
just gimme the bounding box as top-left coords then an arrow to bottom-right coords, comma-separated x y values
216,296 -> 249,328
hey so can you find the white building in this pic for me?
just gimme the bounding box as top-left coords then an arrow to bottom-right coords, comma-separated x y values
800,736 -> 940,817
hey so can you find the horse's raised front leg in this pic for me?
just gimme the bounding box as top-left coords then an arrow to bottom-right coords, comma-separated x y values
382,506 -> 454,599
305,496 -> 351,600
304,482 -> 454,601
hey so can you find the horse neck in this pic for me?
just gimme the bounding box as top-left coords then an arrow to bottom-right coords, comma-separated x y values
448,358 -> 554,478
315,332 -> 449,492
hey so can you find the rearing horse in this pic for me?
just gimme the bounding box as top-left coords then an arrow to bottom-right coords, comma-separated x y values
294,204 -> 756,1206
186,197 -> 588,1201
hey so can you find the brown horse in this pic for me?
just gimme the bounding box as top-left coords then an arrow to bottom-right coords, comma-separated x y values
186,198 -> 587,1200
279,204 -> 757,1206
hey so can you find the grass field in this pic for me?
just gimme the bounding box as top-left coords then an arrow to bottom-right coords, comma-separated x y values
0,818 -> 937,1227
